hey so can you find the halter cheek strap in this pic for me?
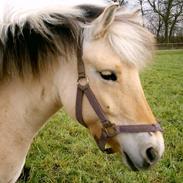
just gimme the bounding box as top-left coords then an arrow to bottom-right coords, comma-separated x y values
76,80 -> 118,153
75,46 -> 163,154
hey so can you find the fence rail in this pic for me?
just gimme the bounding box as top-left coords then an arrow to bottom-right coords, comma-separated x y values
156,43 -> 183,50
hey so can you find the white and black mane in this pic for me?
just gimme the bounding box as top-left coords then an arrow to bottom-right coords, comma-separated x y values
0,4 -> 104,78
0,0 -> 154,79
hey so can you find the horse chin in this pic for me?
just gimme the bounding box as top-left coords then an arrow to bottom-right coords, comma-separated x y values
123,151 -> 140,171
122,151 -> 152,171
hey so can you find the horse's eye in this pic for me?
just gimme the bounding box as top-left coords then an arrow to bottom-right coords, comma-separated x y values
99,71 -> 117,81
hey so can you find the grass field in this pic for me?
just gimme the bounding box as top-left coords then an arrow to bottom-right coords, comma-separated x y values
18,50 -> 183,183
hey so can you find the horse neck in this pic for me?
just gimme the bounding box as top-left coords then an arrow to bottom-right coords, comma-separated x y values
0,54 -> 78,139
0,74 -> 61,142
0,58 -> 77,182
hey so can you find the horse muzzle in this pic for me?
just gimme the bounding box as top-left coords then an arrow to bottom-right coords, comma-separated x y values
116,131 -> 164,171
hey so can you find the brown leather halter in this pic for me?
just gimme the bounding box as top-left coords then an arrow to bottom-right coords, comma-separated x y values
75,46 -> 162,154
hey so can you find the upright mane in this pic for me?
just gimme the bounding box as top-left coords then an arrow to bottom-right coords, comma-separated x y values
0,1 -> 105,79
108,9 -> 155,70
0,1 -> 155,79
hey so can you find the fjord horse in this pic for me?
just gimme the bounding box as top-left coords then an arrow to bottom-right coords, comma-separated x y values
0,1 -> 164,182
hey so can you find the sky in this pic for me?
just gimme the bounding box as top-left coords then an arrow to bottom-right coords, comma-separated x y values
127,0 -> 139,8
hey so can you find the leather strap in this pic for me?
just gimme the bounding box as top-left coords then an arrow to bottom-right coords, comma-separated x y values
116,123 -> 162,133
77,83 -> 109,123
76,82 -> 118,153
76,85 -> 86,127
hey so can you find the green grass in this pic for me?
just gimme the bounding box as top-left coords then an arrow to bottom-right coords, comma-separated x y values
18,50 -> 183,183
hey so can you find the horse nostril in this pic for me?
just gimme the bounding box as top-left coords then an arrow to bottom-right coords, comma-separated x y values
146,147 -> 158,163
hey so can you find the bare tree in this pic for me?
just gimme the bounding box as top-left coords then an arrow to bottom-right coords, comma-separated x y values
137,0 -> 163,39
147,12 -> 164,40
146,0 -> 183,43
111,0 -> 128,5
137,0 -> 183,42
139,0 -> 145,16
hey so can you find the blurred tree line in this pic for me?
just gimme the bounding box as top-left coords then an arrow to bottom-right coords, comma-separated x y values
116,0 -> 183,43
137,0 -> 183,43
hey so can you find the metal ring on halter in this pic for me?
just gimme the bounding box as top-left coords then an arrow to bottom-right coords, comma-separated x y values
102,121 -> 118,138
77,77 -> 89,86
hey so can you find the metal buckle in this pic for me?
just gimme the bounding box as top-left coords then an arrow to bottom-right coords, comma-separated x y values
103,121 -> 118,138
77,77 -> 89,86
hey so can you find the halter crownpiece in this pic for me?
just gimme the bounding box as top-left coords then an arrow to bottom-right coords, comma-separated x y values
75,45 -> 163,154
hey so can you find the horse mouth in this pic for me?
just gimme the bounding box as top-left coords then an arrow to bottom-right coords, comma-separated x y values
123,151 -> 139,171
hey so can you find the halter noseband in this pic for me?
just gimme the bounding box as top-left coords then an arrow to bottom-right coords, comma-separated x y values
75,46 -> 162,154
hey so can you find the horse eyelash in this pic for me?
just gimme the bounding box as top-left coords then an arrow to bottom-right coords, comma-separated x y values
99,71 -> 117,81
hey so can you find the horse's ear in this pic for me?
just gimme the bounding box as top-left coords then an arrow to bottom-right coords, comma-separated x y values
132,9 -> 143,25
92,3 -> 119,39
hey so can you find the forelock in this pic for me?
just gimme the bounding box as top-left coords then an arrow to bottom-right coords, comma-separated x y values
108,9 -> 155,70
